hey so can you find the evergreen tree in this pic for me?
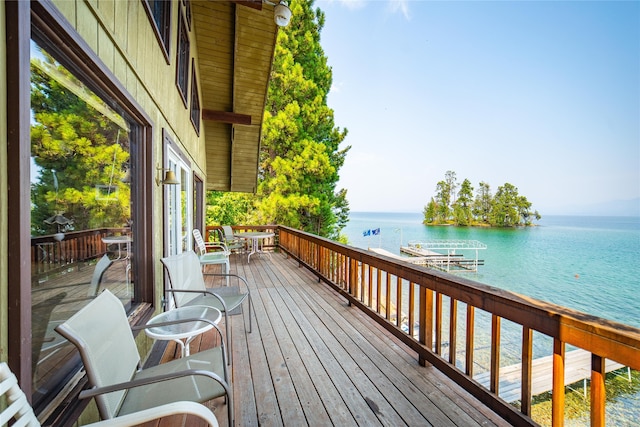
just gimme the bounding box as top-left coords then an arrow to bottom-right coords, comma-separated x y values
253,0 -> 350,239
490,183 -> 520,227
423,198 -> 437,224
473,181 -> 492,224
453,178 -> 474,225
434,180 -> 451,222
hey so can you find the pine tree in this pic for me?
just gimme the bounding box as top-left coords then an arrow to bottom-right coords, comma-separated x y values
253,0 -> 350,239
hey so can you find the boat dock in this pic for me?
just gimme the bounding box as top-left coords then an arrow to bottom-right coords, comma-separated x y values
473,349 -> 631,403
399,240 -> 487,272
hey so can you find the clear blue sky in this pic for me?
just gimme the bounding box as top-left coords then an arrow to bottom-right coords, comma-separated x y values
317,0 -> 640,215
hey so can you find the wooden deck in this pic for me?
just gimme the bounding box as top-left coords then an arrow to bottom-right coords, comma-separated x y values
147,250 -> 510,427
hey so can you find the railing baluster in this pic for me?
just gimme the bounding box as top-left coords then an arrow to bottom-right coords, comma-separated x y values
521,326 -> 533,416
408,281 -> 415,338
490,314 -> 501,395
465,304 -> 475,377
376,267 -> 382,314
385,272 -> 391,321
552,339 -> 565,427
435,292 -> 443,355
449,298 -> 457,365
396,276 -> 402,329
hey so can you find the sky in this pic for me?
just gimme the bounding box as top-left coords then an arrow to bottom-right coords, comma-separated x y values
316,0 -> 640,216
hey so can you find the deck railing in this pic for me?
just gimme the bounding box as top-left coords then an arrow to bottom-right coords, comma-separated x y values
277,225 -> 640,427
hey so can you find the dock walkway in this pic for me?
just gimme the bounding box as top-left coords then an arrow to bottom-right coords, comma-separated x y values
473,349 -> 630,403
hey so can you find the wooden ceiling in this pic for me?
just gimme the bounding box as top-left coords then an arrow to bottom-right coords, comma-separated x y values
192,0 -> 278,193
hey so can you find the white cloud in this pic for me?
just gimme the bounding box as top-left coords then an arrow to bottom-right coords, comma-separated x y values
388,0 -> 410,20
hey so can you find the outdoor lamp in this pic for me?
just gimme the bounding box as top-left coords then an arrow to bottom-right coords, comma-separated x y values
265,0 -> 291,27
156,166 -> 180,186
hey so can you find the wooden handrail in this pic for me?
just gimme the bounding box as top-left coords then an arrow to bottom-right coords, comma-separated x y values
276,225 -> 640,427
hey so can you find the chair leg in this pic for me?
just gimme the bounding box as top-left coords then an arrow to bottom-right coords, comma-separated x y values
223,310 -> 232,366
224,261 -> 230,286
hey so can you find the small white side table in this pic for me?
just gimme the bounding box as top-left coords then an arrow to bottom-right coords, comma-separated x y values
145,305 -> 222,357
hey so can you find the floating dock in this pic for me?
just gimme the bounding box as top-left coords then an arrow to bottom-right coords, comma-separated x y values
399,240 -> 487,272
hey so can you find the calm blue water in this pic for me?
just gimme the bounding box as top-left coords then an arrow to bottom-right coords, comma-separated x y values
344,212 -> 640,424
345,212 -> 640,328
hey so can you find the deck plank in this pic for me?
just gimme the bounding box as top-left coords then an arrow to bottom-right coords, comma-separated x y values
156,251 -> 511,427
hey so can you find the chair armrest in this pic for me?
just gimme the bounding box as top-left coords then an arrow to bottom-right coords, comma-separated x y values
79,368 -> 230,400
85,401 -> 219,427
206,273 -> 252,297
204,241 -> 229,254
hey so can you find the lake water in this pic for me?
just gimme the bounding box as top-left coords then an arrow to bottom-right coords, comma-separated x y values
344,212 -> 640,425
344,212 -> 640,328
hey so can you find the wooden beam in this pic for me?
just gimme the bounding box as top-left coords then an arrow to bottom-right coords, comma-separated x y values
232,0 -> 263,11
202,109 -> 252,125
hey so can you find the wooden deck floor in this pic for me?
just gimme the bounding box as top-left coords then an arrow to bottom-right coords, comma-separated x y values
148,251 -> 510,427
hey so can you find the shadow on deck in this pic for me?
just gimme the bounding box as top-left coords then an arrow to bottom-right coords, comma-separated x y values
153,251 -> 509,427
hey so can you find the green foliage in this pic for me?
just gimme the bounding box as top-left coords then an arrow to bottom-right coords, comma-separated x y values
423,170 -> 540,227
254,0 -> 351,240
30,53 -> 130,235
206,191 -> 254,226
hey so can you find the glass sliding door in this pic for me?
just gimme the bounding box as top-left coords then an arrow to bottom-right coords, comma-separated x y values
165,145 -> 192,256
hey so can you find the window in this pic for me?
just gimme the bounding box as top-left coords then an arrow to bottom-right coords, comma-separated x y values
143,0 -> 172,62
176,6 -> 190,106
190,59 -> 201,135
13,1 -> 156,413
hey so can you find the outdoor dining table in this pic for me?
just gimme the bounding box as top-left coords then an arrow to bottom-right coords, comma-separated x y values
234,231 -> 274,263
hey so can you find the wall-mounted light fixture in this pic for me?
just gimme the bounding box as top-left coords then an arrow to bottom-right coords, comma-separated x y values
265,0 -> 291,27
156,165 -> 180,186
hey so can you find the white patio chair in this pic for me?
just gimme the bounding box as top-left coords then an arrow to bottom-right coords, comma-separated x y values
54,290 -> 232,426
193,228 -> 230,285
161,251 -> 252,365
0,362 -> 219,427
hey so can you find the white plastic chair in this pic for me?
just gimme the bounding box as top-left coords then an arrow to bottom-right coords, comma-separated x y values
0,362 -> 219,427
54,290 -> 232,426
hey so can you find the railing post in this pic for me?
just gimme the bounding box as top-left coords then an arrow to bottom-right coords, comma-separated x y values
591,354 -> 605,427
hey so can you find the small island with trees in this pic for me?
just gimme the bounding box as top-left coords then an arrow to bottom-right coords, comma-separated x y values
423,171 -> 541,227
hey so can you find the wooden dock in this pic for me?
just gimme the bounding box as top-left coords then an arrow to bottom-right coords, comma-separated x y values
399,241 -> 485,272
473,349 -> 630,403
